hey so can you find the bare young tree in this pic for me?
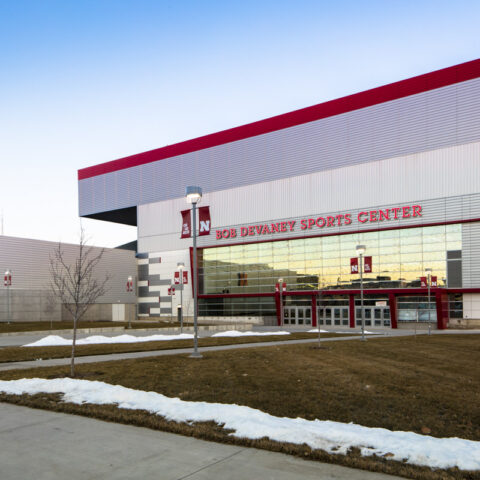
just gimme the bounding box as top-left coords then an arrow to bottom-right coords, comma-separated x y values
49,227 -> 110,377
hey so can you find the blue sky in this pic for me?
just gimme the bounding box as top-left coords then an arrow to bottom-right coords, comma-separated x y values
0,0 -> 479,246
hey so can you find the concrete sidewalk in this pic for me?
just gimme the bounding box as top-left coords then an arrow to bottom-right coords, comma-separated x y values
0,402 -> 401,480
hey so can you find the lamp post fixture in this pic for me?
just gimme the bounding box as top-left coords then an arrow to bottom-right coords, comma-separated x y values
4,270 -> 11,325
177,262 -> 185,333
186,186 -> 202,358
425,267 -> 432,336
127,275 -> 133,329
278,277 -> 284,326
356,245 -> 366,342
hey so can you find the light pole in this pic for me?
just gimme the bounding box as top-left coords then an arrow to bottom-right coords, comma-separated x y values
186,186 -> 202,358
278,278 -> 284,326
126,275 -> 133,329
177,262 -> 185,333
425,267 -> 432,336
169,284 -> 174,323
4,270 -> 11,325
356,245 -> 366,342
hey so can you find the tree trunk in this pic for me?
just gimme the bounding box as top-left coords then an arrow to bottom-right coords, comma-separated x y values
71,314 -> 78,377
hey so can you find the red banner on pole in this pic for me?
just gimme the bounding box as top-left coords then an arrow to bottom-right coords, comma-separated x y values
198,206 -> 211,236
364,256 -> 372,273
431,276 -> 437,287
168,287 -> 175,296
180,210 -> 191,239
420,276 -> 427,287
350,258 -> 358,274
174,271 -> 189,285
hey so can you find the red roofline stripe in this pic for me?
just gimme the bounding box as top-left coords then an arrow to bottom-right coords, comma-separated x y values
78,59 -> 480,180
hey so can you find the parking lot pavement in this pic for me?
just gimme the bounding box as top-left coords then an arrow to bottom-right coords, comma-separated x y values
0,402 -> 402,480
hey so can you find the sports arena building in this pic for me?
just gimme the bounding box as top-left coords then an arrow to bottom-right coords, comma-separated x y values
78,59 -> 480,329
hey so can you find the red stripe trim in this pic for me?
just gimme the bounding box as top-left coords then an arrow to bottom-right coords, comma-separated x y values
78,59 -> 480,180
198,287 -> 480,299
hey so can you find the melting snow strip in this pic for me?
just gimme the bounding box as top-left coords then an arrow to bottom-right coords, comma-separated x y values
0,378 -> 478,470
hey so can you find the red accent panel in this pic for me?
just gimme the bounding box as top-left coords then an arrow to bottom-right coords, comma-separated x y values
389,293 -> 398,329
78,59 -> 480,180
349,294 -> 355,328
311,295 -> 317,327
275,291 -> 281,326
180,210 -> 191,239
435,291 -> 449,330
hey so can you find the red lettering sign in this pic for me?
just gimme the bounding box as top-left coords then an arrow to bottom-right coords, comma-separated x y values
215,205 -> 424,241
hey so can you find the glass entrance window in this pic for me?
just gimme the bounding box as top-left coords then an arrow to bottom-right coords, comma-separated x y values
317,306 -> 348,326
298,308 -> 304,325
325,308 -> 332,325
334,308 -> 341,325
283,306 -> 312,326
305,308 -> 312,326
356,306 -> 390,327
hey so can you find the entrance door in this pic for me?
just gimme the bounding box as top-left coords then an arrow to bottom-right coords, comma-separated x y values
283,306 -> 312,326
355,307 -> 390,327
317,307 -> 349,326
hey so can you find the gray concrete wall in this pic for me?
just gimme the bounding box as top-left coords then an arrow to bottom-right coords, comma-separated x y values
0,289 -> 137,323
0,289 -> 61,323
61,303 -> 136,322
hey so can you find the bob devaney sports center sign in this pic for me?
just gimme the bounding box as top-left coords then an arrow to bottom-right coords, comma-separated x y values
215,205 -> 423,240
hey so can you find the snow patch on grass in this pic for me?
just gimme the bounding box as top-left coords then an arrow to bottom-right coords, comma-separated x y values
23,333 -> 194,347
211,330 -> 290,338
0,378 -> 478,470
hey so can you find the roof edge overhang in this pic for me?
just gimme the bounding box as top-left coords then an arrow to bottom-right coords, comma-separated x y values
82,206 -> 137,226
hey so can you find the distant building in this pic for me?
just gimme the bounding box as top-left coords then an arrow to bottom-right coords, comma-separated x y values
78,59 -> 480,329
0,235 -> 136,322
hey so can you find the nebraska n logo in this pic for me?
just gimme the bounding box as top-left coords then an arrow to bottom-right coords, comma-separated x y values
198,207 -> 211,236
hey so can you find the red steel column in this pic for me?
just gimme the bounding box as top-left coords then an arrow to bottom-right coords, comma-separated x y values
311,295 -> 317,327
275,291 -> 281,326
435,290 -> 448,329
388,293 -> 397,329
349,294 -> 355,328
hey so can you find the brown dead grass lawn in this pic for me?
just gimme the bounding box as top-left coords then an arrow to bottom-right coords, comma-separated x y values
0,332 -> 345,363
0,334 -> 479,480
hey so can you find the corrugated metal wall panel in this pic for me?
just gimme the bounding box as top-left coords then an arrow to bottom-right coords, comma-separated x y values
137,142 -> 480,248
0,236 -> 136,303
80,77 -> 480,217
